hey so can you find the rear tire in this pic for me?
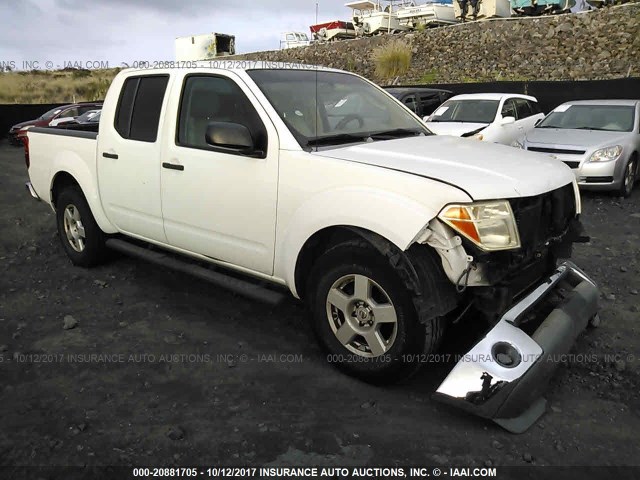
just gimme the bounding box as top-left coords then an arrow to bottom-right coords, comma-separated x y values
307,240 -> 444,384
55,187 -> 109,267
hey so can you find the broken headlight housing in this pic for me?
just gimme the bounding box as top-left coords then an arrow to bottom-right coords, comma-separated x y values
438,200 -> 521,251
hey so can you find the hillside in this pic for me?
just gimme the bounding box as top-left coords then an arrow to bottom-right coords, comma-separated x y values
0,3 -> 638,104
235,3 -> 640,84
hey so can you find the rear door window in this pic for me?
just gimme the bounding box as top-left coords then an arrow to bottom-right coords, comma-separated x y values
514,98 -> 533,119
528,100 -> 542,115
114,75 -> 169,142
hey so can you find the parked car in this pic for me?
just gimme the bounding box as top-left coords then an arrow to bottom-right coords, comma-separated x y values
424,93 -> 545,146
523,100 -> 640,197
383,86 -> 453,117
8,102 -> 102,146
25,65 -> 598,432
74,109 -> 101,124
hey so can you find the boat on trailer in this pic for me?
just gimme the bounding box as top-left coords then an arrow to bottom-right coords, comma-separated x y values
345,1 -> 410,36
396,0 -> 457,28
310,20 -> 357,42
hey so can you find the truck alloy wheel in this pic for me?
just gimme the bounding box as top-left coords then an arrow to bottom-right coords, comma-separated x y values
63,204 -> 86,252
326,274 -> 398,357
55,187 -> 108,267
308,241 -> 442,384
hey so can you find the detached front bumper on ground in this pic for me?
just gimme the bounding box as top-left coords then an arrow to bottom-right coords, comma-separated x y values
435,261 -> 599,433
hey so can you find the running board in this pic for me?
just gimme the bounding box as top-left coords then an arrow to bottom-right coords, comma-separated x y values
105,238 -> 287,306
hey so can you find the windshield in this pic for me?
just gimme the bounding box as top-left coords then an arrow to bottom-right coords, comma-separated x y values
246,69 -> 430,148
537,104 -> 635,132
429,99 -> 499,123
38,107 -> 63,120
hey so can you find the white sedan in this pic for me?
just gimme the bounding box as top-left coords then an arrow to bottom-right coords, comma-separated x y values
424,93 -> 545,146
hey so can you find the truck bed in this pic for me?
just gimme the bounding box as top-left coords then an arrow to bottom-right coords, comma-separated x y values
27,126 -> 98,207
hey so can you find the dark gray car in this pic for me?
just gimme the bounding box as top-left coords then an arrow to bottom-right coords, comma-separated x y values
523,99 -> 640,197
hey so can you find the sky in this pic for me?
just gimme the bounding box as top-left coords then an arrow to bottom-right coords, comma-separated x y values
0,0 -> 351,70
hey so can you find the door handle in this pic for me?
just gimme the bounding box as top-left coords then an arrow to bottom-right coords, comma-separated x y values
162,162 -> 184,171
102,152 -> 118,159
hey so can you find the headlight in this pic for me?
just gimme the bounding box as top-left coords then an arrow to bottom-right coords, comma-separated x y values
19,126 -> 33,131
438,200 -> 521,251
589,145 -> 622,163
511,140 -> 524,149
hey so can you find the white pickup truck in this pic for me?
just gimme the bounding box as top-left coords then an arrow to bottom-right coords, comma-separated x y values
25,64 -> 599,432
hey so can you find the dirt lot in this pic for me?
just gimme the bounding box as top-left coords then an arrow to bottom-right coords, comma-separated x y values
0,141 -> 639,470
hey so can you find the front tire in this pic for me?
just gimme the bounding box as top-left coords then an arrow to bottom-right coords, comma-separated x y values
619,156 -> 637,198
307,241 -> 444,384
55,187 -> 108,267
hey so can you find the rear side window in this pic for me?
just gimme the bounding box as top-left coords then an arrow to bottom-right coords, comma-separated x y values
529,101 -> 542,115
514,99 -> 533,119
114,75 -> 169,142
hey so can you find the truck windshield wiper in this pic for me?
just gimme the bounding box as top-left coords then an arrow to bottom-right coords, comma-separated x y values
368,128 -> 424,139
305,133 -> 371,149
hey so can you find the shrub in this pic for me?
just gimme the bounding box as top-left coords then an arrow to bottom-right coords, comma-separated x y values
372,39 -> 412,82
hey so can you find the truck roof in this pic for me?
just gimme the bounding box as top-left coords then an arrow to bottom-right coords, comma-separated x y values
121,62 -> 344,75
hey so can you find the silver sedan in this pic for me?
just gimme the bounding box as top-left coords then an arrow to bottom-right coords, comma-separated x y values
523,99 -> 640,197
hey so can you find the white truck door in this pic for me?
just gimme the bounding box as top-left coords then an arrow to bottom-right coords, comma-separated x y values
97,74 -> 171,242
160,73 -> 279,275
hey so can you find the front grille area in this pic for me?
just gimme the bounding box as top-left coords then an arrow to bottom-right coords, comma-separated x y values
527,146 -> 586,155
509,182 -> 576,258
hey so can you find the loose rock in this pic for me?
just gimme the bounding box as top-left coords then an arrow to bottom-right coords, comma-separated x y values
63,315 -> 78,330
166,426 -> 185,441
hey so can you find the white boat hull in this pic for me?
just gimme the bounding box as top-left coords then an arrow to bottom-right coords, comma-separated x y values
354,12 -> 410,35
397,4 -> 457,26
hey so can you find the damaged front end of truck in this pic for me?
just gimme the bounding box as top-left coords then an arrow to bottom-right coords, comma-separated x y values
421,181 -> 599,433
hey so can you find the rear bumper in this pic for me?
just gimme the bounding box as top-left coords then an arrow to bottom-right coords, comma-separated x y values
434,261 -> 598,433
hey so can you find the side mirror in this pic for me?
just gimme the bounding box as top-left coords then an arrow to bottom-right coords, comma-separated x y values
500,116 -> 516,126
205,122 -> 255,155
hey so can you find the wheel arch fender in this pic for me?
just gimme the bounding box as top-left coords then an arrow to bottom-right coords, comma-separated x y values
49,157 -> 117,234
275,186 -> 441,298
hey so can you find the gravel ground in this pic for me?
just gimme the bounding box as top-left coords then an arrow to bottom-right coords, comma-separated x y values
0,140 -> 639,469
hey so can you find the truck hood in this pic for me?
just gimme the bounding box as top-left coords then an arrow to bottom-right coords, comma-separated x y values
314,135 -> 575,200
425,122 -> 489,137
525,128 -> 629,149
